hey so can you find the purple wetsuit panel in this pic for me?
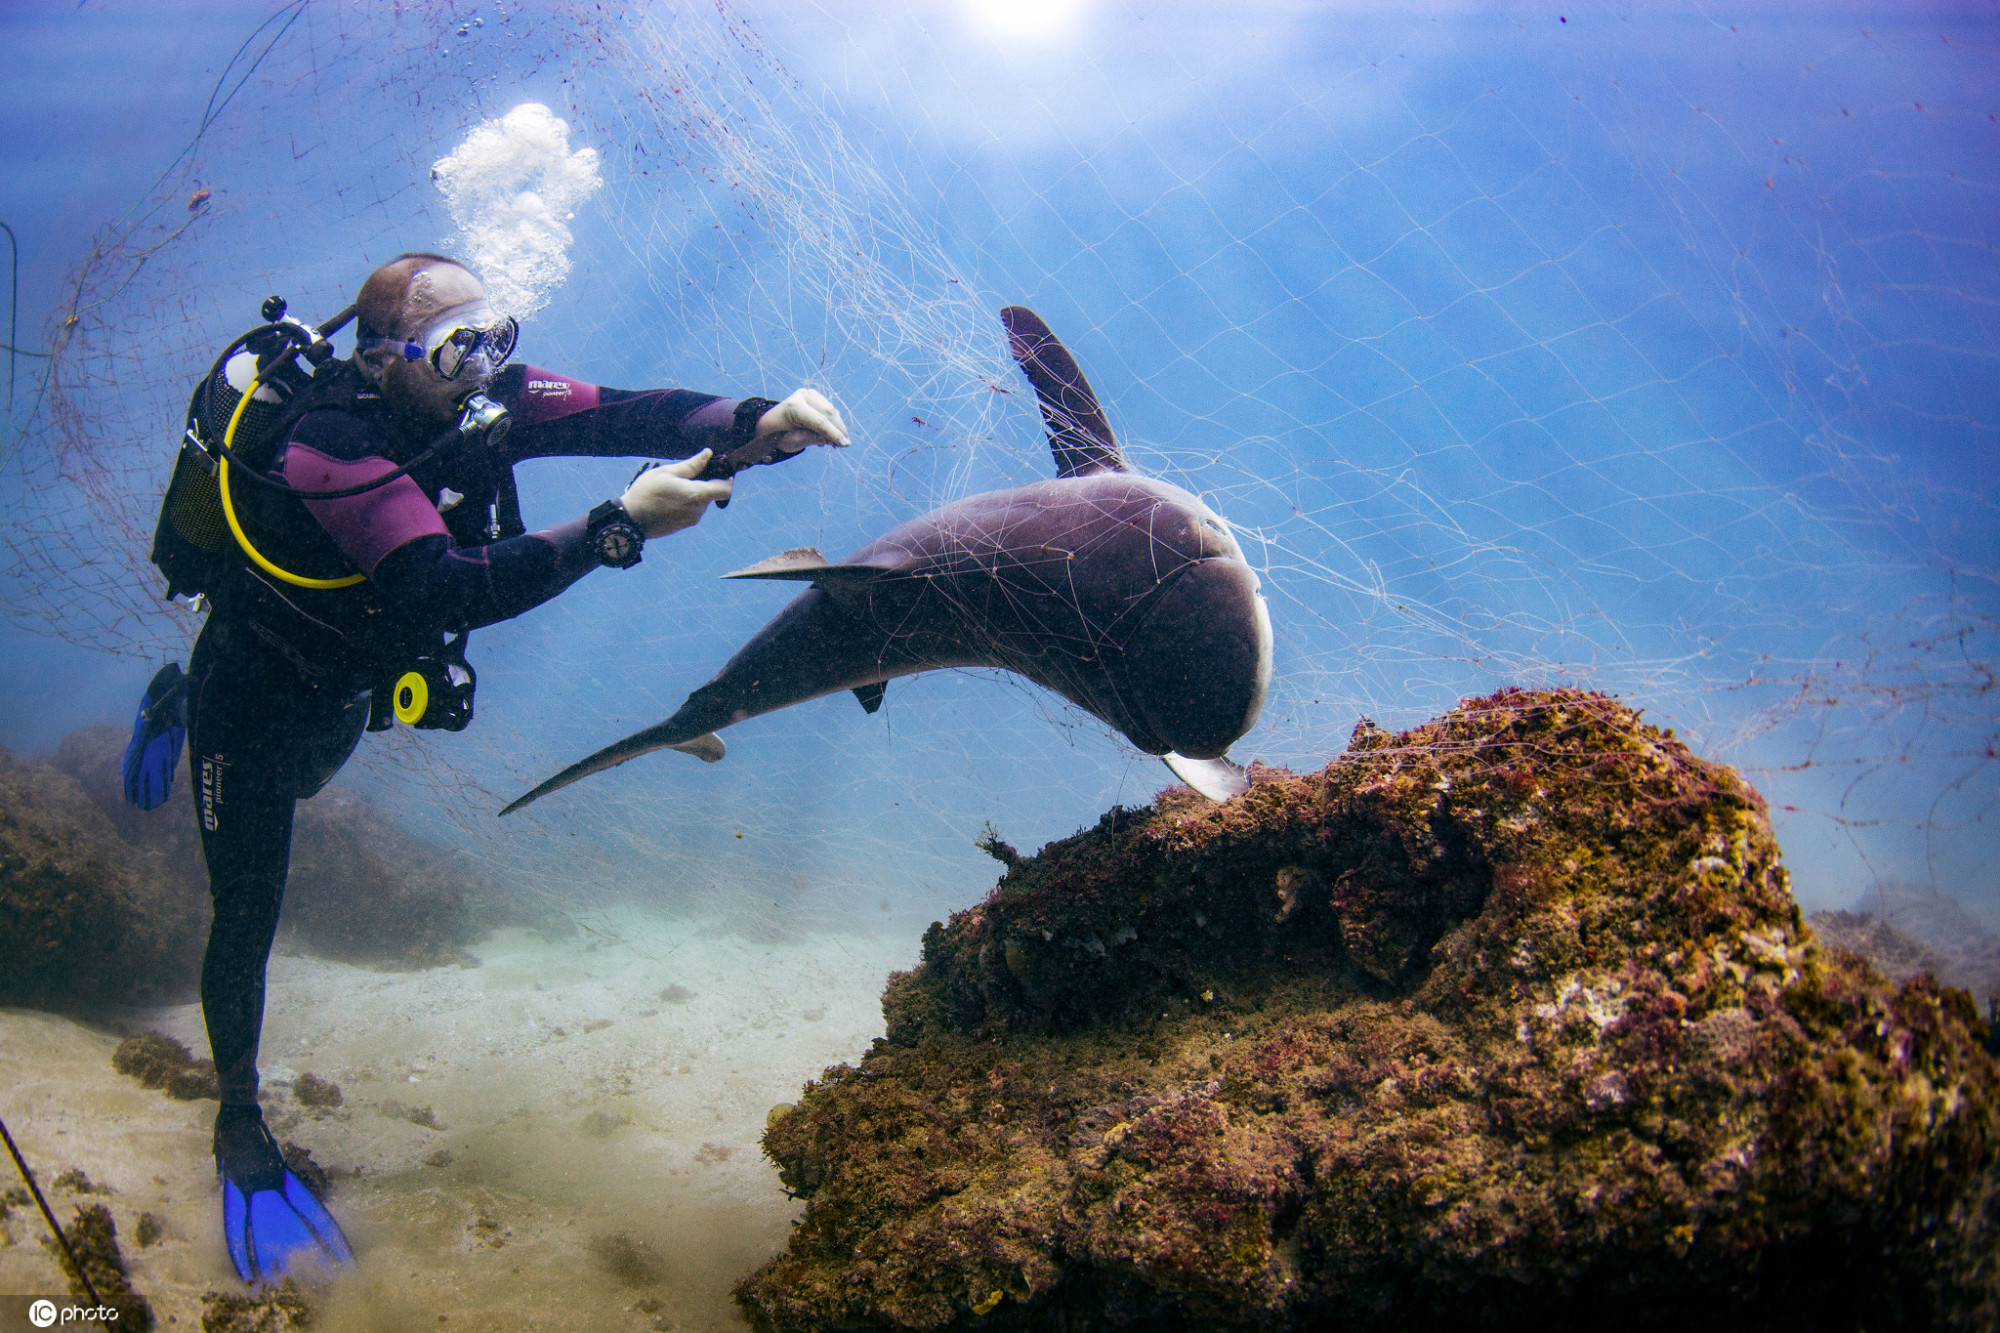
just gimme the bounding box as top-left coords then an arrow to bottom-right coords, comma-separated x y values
259,366 -> 766,637
282,443 -> 448,577
494,364 -> 744,462
513,369 -> 602,425
683,396 -> 737,433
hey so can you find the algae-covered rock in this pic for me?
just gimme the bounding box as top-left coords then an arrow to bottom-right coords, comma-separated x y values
46,1202 -> 154,1331
3,724 -> 536,1000
0,747 -> 206,1006
281,784 -> 489,968
53,723 -> 501,970
736,688 -> 2000,1331
113,1030 -> 219,1100
1809,889 -> 2000,1010
201,1280 -> 312,1332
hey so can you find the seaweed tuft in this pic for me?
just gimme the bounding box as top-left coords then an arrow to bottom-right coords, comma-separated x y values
45,1202 -> 154,1331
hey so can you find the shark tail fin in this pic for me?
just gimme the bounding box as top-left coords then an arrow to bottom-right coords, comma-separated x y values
1001,305 -> 1126,478
500,728 -> 726,817
1163,751 -> 1249,803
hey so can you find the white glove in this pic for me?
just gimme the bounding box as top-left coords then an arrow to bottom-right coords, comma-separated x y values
620,450 -> 733,539
756,387 -> 851,453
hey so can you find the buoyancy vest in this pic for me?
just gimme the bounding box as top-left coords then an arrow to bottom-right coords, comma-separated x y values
152,350 -> 519,694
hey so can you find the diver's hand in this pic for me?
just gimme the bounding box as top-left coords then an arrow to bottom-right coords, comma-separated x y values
756,388 -> 851,453
622,450 -> 734,538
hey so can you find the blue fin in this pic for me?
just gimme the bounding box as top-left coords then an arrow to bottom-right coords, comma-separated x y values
283,1172 -> 356,1265
215,1107 -> 354,1284
222,1179 -> 253,1284
243,1181 -> 352,1280
122,662 -> 186,810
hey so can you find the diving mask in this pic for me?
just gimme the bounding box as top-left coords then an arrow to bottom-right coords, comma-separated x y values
360,306 -> 518,382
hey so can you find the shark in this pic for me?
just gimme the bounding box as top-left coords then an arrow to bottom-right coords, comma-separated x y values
501,305 -> 1272,815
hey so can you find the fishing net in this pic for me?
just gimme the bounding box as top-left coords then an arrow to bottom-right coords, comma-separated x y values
3,1 -> 1994,925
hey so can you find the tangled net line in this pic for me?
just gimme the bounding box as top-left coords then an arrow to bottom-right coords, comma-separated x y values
2,1 -> 1993,908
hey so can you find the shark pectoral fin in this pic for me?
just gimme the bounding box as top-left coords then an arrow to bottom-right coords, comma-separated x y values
724,549 -> 895,610
725,548 -> 901,582
666,733 -> 726,762
500,725 -> 726,817
806,567 -> 896,613
723,547 -> 833,580
852,682 -> 886,714
1163,752 -> 1249,803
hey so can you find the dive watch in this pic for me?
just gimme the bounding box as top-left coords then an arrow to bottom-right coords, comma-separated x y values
586,499 -> 645,569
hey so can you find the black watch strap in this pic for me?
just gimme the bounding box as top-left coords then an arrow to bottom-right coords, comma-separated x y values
585,499 -> 645,570
732,396 -> 779,444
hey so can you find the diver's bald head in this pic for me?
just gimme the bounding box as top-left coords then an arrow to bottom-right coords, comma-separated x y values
356,253 -> 485,342
355,253 -> 494,424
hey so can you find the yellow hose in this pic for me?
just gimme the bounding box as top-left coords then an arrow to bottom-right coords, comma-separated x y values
215,355 -> 365,590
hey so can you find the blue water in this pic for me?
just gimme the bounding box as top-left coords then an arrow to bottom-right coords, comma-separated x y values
2,0 -> 1995,922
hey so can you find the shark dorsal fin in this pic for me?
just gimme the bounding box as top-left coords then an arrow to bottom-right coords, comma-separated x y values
1001,306 -> 1126,478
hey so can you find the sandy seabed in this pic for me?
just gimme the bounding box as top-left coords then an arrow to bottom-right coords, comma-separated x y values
0,913 -> 917,1331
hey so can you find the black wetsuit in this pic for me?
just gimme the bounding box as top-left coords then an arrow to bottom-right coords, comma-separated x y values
188,360 -> 768,1108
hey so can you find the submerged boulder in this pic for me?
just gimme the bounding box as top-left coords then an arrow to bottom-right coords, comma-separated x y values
1808,889 -> 2000,1011
51,723 -> 499,969
736,688 -> 2000,1331
0,725 -> 527,1000
0,747 -> 206,1007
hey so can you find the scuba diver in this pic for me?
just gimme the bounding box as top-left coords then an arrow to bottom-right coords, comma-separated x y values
122,252 -> 849,1284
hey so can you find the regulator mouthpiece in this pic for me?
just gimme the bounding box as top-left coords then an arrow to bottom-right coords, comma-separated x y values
456,392 -> 511,447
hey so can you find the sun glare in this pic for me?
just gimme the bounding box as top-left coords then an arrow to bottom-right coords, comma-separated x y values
963,0 -> 1082,42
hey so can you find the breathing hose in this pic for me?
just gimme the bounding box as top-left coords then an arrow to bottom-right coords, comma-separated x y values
216,361 -> 367,588
202,312 -> 488,591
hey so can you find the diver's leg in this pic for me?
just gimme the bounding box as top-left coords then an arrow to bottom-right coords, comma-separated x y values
186,623 -> 359,1281
198,809 -> 293,1107
186,626 -> 302,1110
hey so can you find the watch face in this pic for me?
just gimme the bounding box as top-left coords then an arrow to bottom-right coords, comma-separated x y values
596,523 -> 643,568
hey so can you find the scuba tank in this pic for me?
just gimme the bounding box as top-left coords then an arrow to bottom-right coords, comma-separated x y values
150,294 -> 510,731
153,293 -> 516,600
151,295 -> 334,602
